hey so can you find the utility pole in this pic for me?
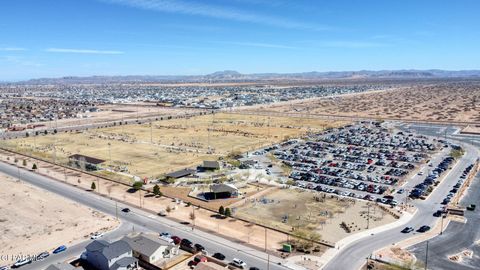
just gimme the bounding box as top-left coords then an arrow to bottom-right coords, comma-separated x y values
267,253 -> 270,270
367,203 -> 370,229
425,241 -> 429,270
440,215 -> 444,235
108,143 -> 112,164
139,188 -> 142,208
192,205 -> 196,231
264,227 -> 268,252
150,122 -> 153,144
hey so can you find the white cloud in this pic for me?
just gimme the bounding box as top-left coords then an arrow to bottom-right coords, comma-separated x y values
101,0 -> 331,31
315,41 -> 389,48
0,47 -> 27,51
222,41 -> 297,49
46,48 -> 125,54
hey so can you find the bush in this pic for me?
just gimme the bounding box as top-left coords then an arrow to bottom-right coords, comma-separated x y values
132,181 -> 143,190
153,184 -> 161,196
32,164 -> 37,170
219,206 -> 225,215
224,207 -> 232,217
91,182 -> 96,191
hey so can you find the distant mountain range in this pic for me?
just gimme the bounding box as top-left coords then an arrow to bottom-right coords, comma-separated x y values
12,69 -> 480,84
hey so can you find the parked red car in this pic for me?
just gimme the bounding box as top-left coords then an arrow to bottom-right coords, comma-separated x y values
171,236 -> 182,245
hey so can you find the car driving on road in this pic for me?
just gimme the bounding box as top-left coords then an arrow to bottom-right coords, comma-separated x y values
53,245 -> 67,254
401,226 -> 414,233
212,252 -> 226,260
232,258 -> 247,269
417,225 -> 431,233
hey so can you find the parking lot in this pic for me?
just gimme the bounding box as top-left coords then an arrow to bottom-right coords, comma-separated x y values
256,122 -> 445,206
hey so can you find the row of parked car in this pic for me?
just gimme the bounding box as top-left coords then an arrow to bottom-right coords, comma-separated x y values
441,163 -> 473,205
318,125 -> 436,153
1,245 -> 67,269
409,156 -> 455,198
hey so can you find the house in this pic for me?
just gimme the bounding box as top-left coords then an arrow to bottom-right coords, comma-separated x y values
122,233 -> 178,265
45,262 -> 75,270
83,239 -> 138,270
205,183 -> 239,200
69,154 -> 106,171
165,168 -> 196,179
197,161 -> 220,171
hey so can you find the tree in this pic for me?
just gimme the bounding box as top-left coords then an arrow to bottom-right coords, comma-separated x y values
224,207 -> 232,217
189,211 -> 196,221
44,130 -> 48,135
286,179 -> 295,187
219,206 -> 225,215
132,181 -> 143,190
153,184 -> 162,196
32,164 -> 37,170
22,159 -> 27,166
53,129 -> 57,134
25,132 -> 29,138
91,182 -> 96,191
14,158 -> 18,164
166,206 -> 172,213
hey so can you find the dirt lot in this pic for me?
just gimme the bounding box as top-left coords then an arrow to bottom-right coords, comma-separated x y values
255,81 -> 480,123
0,172 -> 118,264
235,188 -> 397,243
5,113 -> 344,181
31,104 -> 198,131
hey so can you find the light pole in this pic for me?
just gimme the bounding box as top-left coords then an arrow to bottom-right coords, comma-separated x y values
440,215 -> 445,235
108,142 -> 112,164
425,240 -> 429,270
366,203 -> 371,229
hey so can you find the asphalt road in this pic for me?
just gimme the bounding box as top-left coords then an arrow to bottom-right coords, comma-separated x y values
404,123 -> 480,270
408,171 -> 480,270
323,125 -> 479,270
0,162 -> 287,270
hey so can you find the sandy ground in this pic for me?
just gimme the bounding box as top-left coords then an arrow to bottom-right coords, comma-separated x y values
28,105 -> 198,131
253,82 -> 480,123
235,188 -> 397,244
461,125 -> 480,135
5,113 -> 344,180
0,172 -> 118,264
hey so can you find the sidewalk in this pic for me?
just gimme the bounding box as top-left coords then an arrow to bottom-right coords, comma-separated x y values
316,209 -> 416,269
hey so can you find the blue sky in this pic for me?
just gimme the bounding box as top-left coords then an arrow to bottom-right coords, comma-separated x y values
0,0 -> 479,81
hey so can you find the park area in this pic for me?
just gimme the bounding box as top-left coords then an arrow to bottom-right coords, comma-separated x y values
235,188 -> 398,243
3,113 -> 344,182
0,172 -> 118,264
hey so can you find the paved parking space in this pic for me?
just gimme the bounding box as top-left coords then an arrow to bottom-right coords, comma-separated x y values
251,122 -> 450,206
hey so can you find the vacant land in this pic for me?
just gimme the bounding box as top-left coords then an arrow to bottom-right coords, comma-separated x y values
0,173 -> 118,264
235,188 -> 397,243
32,104 -> 200,131
256,81 -> 480,123
5,113 -> 344,180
